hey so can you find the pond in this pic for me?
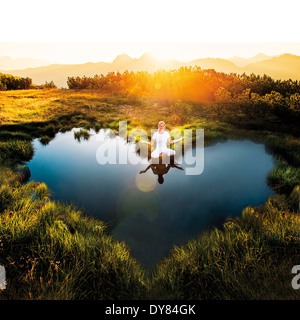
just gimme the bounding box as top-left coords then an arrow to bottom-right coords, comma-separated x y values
26,128 -> 275,267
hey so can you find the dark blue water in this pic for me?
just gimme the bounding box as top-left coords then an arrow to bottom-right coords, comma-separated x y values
26,128 -> 275,266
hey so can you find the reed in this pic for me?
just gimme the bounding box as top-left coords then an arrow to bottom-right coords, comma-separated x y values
74,129 -> 91,142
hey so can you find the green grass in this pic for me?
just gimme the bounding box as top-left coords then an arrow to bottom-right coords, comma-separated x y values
267,160 -> 300,194
0,140 -> 34,163
39,135 -> 53,146
0,131 -> 32,141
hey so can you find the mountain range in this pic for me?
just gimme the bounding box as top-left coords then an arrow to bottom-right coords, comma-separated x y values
1,53 -> 300,88
0,56 -> 50,70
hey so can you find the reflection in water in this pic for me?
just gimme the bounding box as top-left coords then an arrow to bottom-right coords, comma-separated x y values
26,128 -> 275,267
140,160 -> 184,184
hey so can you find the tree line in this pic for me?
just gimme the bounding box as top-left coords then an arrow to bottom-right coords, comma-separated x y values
67,67 -> 300,118
0,73 -> 56,90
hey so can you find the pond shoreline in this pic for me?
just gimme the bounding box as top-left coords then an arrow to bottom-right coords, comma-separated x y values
24,129 -> 276,267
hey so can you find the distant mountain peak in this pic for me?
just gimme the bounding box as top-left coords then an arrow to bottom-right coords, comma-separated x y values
0,56 -> 49,70
139,52 -> 157,61
278,53 -> 297,58
112,54 -> 133,65
254,53 -> 269,58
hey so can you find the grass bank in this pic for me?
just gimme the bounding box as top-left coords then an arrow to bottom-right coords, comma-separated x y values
0,168 -> 146,299
151,188 -> 300,299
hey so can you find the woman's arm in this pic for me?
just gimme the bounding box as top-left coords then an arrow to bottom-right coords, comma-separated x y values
168,136 -> 184,144
140,138 -> 155,146
139,164 -> 152,174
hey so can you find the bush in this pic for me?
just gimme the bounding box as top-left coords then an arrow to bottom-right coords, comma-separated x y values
0,73 -> 32,90
39,81 -> 57,89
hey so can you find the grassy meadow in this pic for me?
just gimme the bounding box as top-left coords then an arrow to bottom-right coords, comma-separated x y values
0,88 -> 299,299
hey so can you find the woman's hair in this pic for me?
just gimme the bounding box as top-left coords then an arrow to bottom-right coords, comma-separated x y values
158,121 -> 166,128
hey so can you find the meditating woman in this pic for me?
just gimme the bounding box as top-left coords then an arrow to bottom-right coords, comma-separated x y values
140,121 -> 184,158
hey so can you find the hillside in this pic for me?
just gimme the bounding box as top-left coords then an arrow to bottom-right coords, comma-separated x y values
228,53 -> 272,67
186,57 -> 240,74
243,54 -> 300,80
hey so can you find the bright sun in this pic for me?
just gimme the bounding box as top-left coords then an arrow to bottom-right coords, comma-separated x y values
149,49 -> 174,62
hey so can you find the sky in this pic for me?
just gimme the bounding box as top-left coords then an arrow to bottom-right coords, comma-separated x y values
1,0 -> 300,63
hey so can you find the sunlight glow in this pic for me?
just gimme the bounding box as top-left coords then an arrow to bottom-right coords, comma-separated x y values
148,50 -> 174,62
135,172 -> 157,192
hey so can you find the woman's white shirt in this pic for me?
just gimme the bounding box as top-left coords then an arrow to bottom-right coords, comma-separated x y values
152,131 -> 170,152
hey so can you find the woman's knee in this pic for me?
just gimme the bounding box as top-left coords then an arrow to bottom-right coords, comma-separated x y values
151,150 -> 159,158
168,149 -> 176,156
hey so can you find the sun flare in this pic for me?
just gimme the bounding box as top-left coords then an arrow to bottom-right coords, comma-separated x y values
148,50 -> 174,62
